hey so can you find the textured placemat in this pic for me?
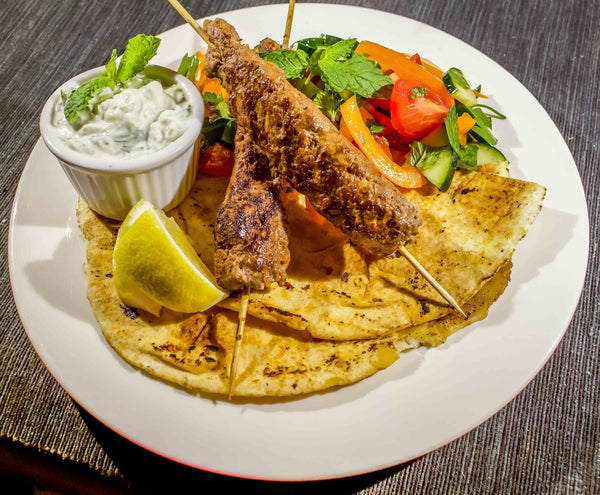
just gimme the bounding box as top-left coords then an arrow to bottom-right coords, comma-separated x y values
1,0 -> 598,493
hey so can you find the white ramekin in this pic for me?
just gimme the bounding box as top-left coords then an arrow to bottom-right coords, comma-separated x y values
39,65 -> 204,220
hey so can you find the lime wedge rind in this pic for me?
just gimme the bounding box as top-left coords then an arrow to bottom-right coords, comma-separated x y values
113,199 -> 229,316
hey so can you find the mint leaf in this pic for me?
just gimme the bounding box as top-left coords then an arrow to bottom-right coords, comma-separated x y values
202,92 -> 236,146
294,34 -> 344,56
368,122 -> 386,134
308,38 -> 358,77
410,141 -> 426,167
319,52 -> 392,97
322,38 -> 358,60
445,106 -> 481,169
313,89 -> 344,122
470,124 -> 497,146
410,141 -> 449,171
203,92 -> 233,120
64,76 -> 114,128
444,106 -> 460,152
103,50 -> 118,80
116,34 -> 161,82
458,143 -> 479,169
259,49 -> 310,79
64,34 -> 161,126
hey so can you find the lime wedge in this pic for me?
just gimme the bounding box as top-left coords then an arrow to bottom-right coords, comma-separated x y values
113,199 -> 228,316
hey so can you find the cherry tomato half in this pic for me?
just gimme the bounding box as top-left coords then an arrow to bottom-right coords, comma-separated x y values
390,79 -> 450,140
199,143 -> 234,177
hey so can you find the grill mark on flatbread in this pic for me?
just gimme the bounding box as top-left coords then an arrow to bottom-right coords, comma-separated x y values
77,181 -> 515,396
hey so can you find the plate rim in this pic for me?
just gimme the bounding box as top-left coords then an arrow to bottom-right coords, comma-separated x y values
8,2 -> 590,481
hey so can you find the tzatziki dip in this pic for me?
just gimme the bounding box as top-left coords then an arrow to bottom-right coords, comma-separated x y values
52,74 -> 192,159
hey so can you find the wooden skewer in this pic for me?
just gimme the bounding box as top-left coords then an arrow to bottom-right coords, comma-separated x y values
282,0 -> 296,49
400,246 -> 466,317
167,0 -> 466,322
227,287 -> 251,399
166,0 -> 215,50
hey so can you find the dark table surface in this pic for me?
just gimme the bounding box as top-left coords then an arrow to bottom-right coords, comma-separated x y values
1,0 -> 598,493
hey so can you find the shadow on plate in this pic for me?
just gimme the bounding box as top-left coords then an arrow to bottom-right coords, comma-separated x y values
79,404 -> 419,493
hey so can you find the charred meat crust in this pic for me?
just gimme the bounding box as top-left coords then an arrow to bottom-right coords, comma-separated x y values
214,131 -> 290,291
204,18 -> 422,256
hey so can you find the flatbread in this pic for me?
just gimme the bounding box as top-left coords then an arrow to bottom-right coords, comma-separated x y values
78,199 -> 511,397
214,170 -> 545,340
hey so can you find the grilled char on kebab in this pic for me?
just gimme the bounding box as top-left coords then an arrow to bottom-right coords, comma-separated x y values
214,36 -> 290,292
204,19 -> 422,256
214,130 -> 290,291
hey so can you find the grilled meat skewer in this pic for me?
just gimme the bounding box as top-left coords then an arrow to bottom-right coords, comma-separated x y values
214,36 -> 290,292
204,18 -> 422,256
214,129 -> 290,291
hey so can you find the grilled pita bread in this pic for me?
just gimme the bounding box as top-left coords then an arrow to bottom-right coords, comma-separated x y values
78,198 -> 511,396
215,170 -> 545,340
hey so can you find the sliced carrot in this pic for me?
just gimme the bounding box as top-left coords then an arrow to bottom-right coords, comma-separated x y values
202,78 -> 229,99
192,51 -> 207,91
340,95 -> 427,189
457,113 -> 477,146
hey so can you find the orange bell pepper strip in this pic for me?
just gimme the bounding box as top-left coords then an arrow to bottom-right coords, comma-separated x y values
372,134 -> 393,160
339,122 -> 354,143
457,113 -> 476,146
356,41 -> 454,108
410,53 -> 445,80
340,95 -> 427,189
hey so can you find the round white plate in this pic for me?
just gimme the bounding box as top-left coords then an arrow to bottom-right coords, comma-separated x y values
9,3 -> 589,481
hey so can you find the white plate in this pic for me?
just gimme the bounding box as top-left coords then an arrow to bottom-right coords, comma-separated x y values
9,3 -> 589,481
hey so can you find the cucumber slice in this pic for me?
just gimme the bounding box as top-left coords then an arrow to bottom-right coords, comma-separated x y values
474,142 -> 507,165
420,124 -> 449,147
443,68 -> 477,107
418,147 -> 457,192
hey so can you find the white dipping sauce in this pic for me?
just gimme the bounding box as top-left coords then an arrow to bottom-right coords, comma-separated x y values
52,74 -> 192,159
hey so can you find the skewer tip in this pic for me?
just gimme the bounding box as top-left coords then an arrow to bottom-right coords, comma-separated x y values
399,246 -> 466,318
227,287 -> 251,399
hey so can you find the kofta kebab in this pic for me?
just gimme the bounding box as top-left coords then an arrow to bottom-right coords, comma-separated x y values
166,0 -> 466,394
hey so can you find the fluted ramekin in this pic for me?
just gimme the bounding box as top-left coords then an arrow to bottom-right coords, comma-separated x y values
39,65 -> 204,220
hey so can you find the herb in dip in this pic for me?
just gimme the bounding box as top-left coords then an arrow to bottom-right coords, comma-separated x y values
64,34 -> 161,129
54,34 -> 193,159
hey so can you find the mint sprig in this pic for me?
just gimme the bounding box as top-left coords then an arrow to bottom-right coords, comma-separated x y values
260,49 -> 310,79
201,92 -> 237,148
259,35 -> 392,124
444,105 -> 478,170
64,34 -> 161,128
115,34 -> 161,82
